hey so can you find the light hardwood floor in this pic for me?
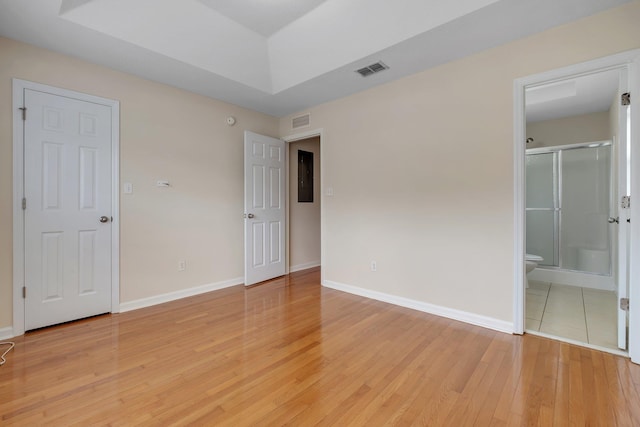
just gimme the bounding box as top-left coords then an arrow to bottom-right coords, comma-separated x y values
1,267 -> 640,425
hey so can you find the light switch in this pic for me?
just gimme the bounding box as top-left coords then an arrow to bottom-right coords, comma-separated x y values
123,182 -> 133,194
326,187 -> 334,196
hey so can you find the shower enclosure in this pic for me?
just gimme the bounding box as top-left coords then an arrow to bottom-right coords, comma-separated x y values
526,141 -> 612,276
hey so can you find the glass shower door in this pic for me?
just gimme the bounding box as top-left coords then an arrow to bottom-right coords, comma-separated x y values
561,145 -> 611,274
526,152 -> 558,266
526,144 -> 612,274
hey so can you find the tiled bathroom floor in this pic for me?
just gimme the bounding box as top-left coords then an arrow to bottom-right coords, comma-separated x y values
526,280 -> 619,350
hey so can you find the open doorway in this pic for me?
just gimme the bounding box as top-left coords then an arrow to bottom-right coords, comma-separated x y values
513,50 -> 640,363
288,136 -> 321,273
524,68 -> 623,351
243,130 -> 322,286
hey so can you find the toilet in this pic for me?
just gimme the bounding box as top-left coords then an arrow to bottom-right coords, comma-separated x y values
525,253 -> 543,288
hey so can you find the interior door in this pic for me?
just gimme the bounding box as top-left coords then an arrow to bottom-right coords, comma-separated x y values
24,88 -> 113,330
616,71 -> 630,350
244,131 -> 286,286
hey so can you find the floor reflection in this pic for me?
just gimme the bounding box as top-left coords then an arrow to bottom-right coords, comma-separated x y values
1,267 -> 638,425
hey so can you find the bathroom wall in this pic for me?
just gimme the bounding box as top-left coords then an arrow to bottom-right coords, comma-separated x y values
288,137 -> 321,271
526,111 -> 611,148
0,36 -> 279,330
278,1 -> 640,325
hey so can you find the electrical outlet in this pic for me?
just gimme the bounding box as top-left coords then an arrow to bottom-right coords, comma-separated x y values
178,260 -> 186,272
371,261 -> 377,272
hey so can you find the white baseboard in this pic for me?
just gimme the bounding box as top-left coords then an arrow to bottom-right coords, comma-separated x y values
322,280 -> 514,334
289,261 -> 321,273
0,326 -> 15,340
119,277 -> 243,313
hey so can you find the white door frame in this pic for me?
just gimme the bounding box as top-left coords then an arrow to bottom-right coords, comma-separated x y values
282,128 -> 324,280
12,79 -> 120,336
513,50 -> 640,363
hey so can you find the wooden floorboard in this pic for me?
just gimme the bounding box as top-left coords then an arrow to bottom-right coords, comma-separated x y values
1,267 -> 639,425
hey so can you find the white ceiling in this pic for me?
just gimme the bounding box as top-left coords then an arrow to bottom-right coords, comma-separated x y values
197,0 -> 330,37
0,0 -> 631,117
526,69 -> 621,123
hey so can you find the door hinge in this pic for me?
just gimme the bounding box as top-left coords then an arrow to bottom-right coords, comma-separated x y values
22,197 -> 26,210
19,107 -> 26,121
622,195 -> 631,209
621,92 -> 630,106
620,297 -> 629,311
22,286 -> 26,299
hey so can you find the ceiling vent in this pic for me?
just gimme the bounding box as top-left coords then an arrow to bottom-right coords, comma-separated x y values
292,113 -> 310,129
356,61 -> 389,77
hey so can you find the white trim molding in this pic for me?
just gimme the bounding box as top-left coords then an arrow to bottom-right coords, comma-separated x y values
628,54 -> 640,364
289,261 -> 321,273
513,73 -> 526,335
12,79 -> 120,335
323,280 -> 513,334
0,327 -> 15,341
119,277 -> 243,313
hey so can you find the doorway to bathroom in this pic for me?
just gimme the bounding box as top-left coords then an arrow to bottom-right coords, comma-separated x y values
525,140 -> 617,348
513,50 -> 640,362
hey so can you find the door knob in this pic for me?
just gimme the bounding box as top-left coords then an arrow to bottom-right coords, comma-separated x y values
608,217 -> 619,224
99,216 -> 110,223
244,213 -> 255,219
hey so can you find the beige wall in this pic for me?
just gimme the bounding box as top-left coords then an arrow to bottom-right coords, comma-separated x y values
289,137 -> 321,270
0,37 -> 278,329
3,1 -> 640,332
279,1 -> 640,323
526,111 -> 611,148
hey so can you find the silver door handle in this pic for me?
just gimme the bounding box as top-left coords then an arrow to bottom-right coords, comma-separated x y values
99,216 -> 110,223
244,213 -> 255,219
608,217 -> 619,224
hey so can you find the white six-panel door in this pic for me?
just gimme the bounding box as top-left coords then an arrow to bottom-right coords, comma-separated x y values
24,88 -> 113,330
244,131 -> 286,286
